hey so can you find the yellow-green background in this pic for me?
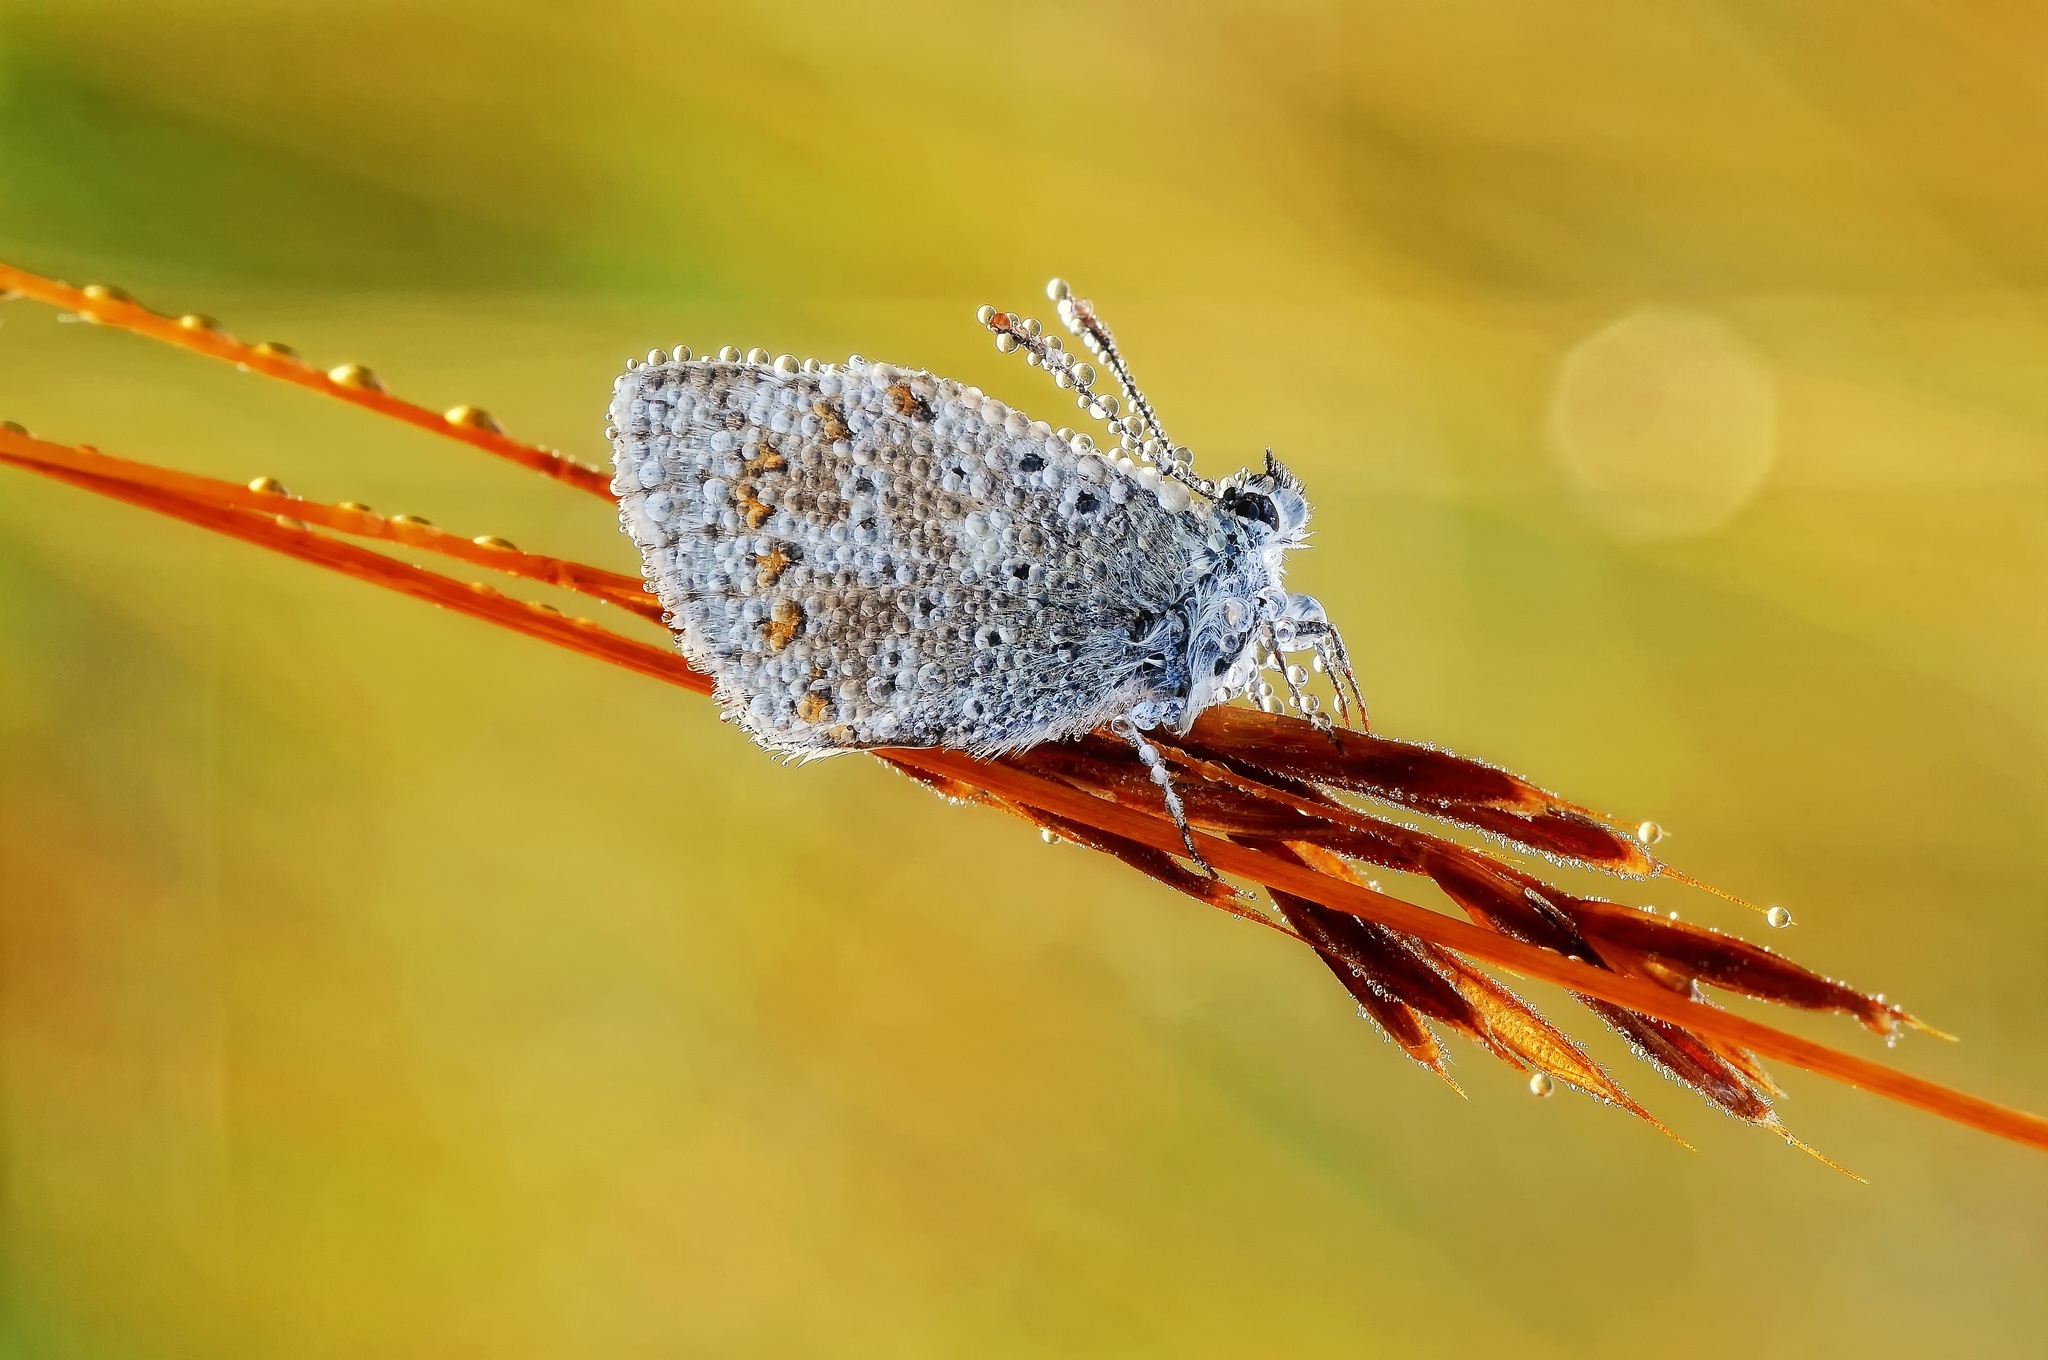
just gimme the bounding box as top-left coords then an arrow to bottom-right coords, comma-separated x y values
2,3 -> 2044,1355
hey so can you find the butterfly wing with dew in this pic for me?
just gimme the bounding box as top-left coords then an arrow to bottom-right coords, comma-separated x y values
608,355 -> 1281,756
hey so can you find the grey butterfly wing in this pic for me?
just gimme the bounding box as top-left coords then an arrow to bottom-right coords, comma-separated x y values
609,356 -> 1201,755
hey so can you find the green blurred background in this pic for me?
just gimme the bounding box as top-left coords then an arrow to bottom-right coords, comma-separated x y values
1,2 -> 2044,1355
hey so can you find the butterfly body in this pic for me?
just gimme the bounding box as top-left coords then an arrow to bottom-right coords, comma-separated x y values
607,355 -> 1319,758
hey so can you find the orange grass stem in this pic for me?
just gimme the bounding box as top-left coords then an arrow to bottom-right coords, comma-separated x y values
0,432 -> 656,621
0,263 -> 613,498
11,446 -> 2045,1155
6,457 -> 702,696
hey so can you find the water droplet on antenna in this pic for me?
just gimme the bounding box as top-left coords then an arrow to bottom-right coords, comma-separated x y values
1529,1073 -> 1555,1097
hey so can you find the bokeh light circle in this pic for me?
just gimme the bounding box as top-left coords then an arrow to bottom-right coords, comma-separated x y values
1547,308 -> 1778,540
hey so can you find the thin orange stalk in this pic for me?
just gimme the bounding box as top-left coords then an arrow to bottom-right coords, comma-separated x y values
0,432 -> 656,620
0,263 -> 611,497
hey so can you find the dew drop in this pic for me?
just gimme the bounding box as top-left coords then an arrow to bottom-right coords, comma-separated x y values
327,362 -> 383,392
1765,905 -> 1792,929
1636,820 -> 1665,846
443,404 -> 502,433
1529,1073 -> 1555,1098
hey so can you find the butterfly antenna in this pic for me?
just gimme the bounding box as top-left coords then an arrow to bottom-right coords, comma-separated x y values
1047,282 -> 1165,449
976,283 -> 1209,498
1050,279 -> 1211,496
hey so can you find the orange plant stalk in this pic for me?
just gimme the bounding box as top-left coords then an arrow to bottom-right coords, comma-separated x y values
4,263 -> 2044,1162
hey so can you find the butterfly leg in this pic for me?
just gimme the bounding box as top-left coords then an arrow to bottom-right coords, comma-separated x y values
1110,714 -> 1217,877
1271,609 -> 1368,733
1261,620 -> 1334,732
1318,624 -> 1368,730
1296,623 -> 1366,732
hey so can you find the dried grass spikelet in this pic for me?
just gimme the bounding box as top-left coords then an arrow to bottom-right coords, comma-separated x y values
1,259 -> 2042,1164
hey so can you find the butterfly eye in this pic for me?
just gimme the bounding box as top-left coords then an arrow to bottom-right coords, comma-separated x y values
1226,490 -> 1280,532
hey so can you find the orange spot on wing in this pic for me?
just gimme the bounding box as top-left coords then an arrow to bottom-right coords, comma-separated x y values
886,383 -> 930,419
765,598 -> 803,652
812,401 -> 850,442
734,484 -> 773,529
755,542 -> 792,588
